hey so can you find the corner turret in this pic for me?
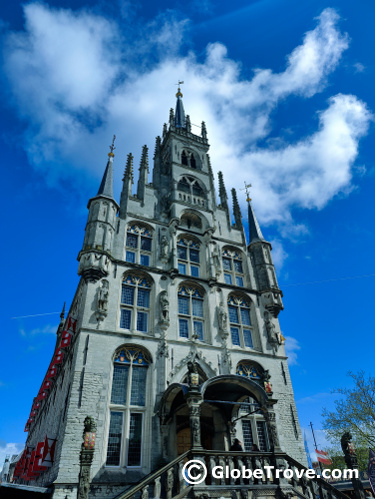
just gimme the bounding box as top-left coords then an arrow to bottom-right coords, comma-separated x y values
77,136 -> 119,282
245,185 -> 283,317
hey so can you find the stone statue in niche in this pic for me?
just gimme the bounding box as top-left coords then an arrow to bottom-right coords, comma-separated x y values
264,311 -> 278,346
159,291 -> 170,325
95,280 -> 109,325
97,280 -> 109,314
217,304 -> 228,336
160,235 -> 169,261
211,243 -> 221,276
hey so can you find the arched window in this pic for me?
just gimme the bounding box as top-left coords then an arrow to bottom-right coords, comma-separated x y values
177,237 -> 200,277
222,248 -> 245,287
120,274 -> 151,332
125,225 -> 153,267
239,397 -> 269,452
178,284 -> 204,340
177,176 -> 206,206
190,153 -> 196,169
180,212 -> 202,230
228,295 -> 253,348
181,150 -> 197,169
106,347 -> 151,467
236,361 -> 270,452
181,150 -> 188,166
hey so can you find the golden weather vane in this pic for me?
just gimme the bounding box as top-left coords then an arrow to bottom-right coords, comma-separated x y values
240,181 -> 252,202
175,80 -> 184,97
108,134 -> 116,157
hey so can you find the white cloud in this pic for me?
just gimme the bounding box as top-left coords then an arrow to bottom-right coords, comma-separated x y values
301,427 -> 330,458
284,335 -> 301,365
269,239 -> 288,271
0,442 -> 24,472
19,324 -> 56,337
2,5 -> 372,232
353,62 -> 365,73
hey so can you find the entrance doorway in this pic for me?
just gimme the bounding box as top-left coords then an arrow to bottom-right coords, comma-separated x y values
176,427 -> 191,455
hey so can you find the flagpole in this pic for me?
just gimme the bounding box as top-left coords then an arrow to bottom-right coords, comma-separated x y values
310,422 -> 323,473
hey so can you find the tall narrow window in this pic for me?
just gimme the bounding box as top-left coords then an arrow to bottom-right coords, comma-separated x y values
120,274 -> 151,333
106,347 -> 150,467
239,396 -> 269,452
178,285 -> 204,340
178,238 -> 200,277
228,295 -> 253,348
126,225 -> 152,267
222,249 -> 245,287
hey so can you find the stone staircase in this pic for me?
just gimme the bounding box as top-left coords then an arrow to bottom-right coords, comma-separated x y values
114,450 -> 350,499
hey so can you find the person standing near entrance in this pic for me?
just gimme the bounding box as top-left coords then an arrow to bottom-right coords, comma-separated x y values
230,439 -> 243,451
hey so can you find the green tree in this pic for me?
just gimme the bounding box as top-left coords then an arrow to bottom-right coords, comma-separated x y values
322,444 -> 369,473
322,371 -> 375,448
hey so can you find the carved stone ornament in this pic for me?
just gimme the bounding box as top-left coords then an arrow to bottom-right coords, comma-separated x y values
262,291 -> 283,318
78,416 -> 97,499
78,251 -> 110,283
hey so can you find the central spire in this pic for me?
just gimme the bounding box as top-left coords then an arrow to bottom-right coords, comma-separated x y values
174,80 -> 186,128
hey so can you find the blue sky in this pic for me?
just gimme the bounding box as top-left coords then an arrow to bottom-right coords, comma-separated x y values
1,0 -> 374,465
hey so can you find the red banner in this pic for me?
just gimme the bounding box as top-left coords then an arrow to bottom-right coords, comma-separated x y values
316,449 -> 332,465
60,331 -> 71,348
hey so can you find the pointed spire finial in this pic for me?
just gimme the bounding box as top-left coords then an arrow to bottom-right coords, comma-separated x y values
169,108 -> 175,125
154,136 -> 161,159
201,121 -> 207,140
124,153 -> 134,181
108,134 -> 116,157
242,182 -> 265,242
60,302 -> 66,322
218,171 -> 228,203
231,188 -> 243,229
139,145 -> 149,173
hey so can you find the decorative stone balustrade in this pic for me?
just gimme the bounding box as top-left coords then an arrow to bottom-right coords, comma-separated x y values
117,450 -> 349,499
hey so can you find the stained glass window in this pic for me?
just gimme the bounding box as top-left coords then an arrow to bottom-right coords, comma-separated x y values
222,248 -> 245,287
120,275 -> 151,333
125,225 -> 152,266
106,347 -> 150,467
178,285 -> 204,340
228,295 -> 253,348
177,238 -> 201,277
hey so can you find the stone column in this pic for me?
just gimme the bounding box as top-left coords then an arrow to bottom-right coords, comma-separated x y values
77,416 -> 97,499
263,408 -> 282,452
185,363 -> 203,449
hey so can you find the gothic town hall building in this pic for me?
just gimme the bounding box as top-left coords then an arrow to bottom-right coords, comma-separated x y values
7,90 -> 342,499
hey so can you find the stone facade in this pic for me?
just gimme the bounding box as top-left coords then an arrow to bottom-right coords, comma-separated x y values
21,90 -> 307,498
